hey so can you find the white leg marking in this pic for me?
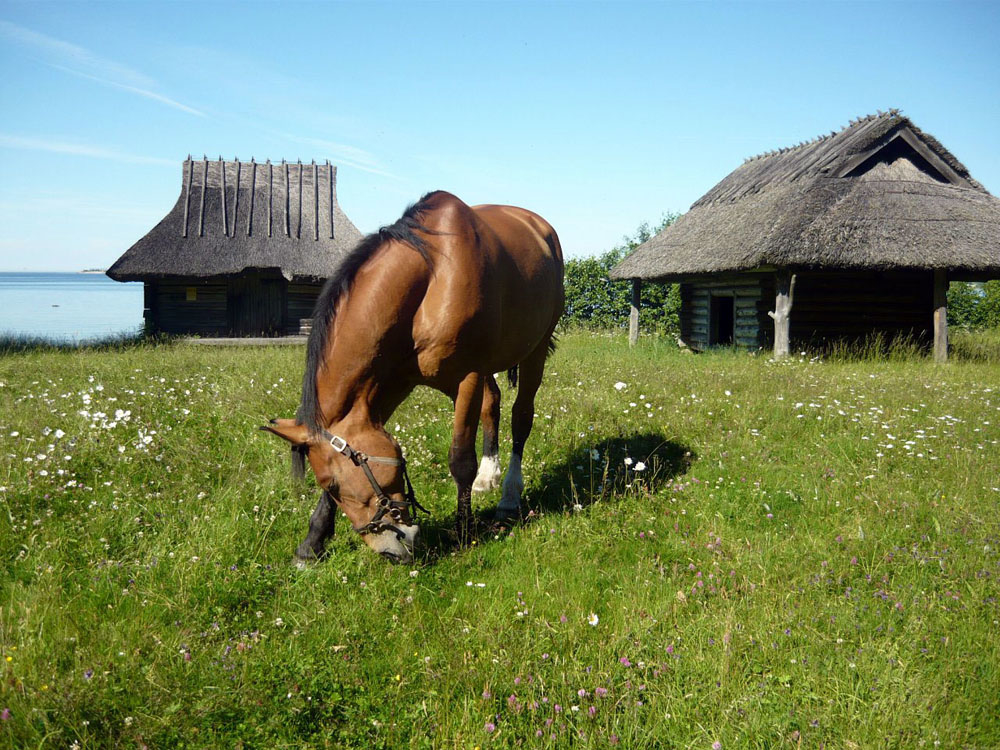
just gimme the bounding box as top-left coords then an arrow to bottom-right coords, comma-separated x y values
473,454 -> 502,493
499,453 -> 523,512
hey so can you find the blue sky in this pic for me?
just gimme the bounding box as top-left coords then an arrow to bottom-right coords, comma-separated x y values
1,0 -> 998,271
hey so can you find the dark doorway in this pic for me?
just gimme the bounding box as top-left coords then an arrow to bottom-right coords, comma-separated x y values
710,295 -> 735,346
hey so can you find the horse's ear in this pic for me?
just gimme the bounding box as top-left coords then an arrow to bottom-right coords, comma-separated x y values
260,418 -> 310,446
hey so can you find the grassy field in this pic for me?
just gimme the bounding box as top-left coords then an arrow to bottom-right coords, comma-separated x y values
1,331 -> 998,749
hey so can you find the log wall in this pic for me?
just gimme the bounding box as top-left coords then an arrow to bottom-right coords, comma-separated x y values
680,275 -> 772,350
679,270 -> 934,352
789,270 -> 933,346
145,277 -> 324,336
146,281 -> 228,336
287,283 -> 322,335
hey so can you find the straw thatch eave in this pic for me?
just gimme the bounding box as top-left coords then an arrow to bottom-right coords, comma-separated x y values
610,111 -> 1000,282
107,158 -> 363,284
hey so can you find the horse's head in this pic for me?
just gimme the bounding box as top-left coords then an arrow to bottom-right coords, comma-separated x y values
262,418 -> 419,563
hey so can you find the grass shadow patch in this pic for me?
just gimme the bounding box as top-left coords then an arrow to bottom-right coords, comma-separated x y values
416,432 -> 694,560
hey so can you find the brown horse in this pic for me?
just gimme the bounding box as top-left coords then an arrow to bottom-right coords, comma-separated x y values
262,191 -> 564,563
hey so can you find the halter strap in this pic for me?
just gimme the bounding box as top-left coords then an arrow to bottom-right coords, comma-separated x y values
320,431 -> 428,539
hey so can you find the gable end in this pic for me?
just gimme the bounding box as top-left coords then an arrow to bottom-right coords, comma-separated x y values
837,127 -> 971,187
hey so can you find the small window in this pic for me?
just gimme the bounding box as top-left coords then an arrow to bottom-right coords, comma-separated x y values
709,295 -> 735,346
186,287 -> 197,302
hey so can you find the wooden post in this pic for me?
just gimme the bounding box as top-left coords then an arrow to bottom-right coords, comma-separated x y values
933,268 -> 948,363
629,279 -> 641,347
769,270 -> 796,359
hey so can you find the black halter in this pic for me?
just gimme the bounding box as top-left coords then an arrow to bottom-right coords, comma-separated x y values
321,431 -> 428,540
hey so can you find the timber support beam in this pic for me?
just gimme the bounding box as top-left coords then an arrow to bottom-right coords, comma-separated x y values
769,270 -> 796,359
629,279 -> 641,347
933,268 -> 948,363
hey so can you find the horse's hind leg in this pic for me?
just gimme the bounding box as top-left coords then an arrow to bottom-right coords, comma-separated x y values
294,491 -> 336,565
473,374 -> 502,493
496,342 -> 549,522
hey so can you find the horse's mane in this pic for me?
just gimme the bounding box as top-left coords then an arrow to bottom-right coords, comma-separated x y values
297,191 -> 443,434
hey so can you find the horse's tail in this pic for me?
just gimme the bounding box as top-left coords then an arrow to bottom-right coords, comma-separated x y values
506,335 -> 557,390
291,445 -> 307,481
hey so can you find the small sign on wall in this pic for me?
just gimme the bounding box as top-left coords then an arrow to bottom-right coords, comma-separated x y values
186,287 -> 197,301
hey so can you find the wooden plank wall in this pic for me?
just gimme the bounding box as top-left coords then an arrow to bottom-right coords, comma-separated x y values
681,276 -> 771,350
148,282 -> 228,335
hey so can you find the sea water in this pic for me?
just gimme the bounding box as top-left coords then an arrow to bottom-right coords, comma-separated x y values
0,273 -> 145,342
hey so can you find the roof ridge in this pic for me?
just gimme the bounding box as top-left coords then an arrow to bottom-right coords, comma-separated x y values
742,109 -> 903,164
186,156 -> 332,166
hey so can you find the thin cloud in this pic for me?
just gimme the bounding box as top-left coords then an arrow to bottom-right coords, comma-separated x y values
0,19 -> 202,116
0,134 -> 174,166
285,134 -> 402,180
52,65 -> 205,117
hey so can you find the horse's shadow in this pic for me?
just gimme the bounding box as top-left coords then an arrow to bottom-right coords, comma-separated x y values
416,432 -> 695,560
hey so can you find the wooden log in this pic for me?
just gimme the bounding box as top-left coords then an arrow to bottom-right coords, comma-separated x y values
769,270 -> 796,359
933,268 -> 948,363
198,157 -> 208,237
220,157 -> 228,236
629,279 -> 641,347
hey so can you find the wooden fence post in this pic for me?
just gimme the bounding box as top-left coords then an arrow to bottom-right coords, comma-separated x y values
629,279 -> 641,347
933,268 -> 948,363
769,270 -> 796,359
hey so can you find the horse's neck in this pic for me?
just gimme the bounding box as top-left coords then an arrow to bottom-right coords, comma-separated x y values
317,254 -> 424,429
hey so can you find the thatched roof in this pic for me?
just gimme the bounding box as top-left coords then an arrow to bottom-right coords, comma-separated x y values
610,111 -> 1000,282
107,158 -> 363,283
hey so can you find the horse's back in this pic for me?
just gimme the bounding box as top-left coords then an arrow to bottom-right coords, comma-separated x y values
413,197 -> 564,380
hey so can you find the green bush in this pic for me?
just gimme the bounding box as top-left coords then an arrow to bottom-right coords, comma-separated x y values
562,214 -> 681,337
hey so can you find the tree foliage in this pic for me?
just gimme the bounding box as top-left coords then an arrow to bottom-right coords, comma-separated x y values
947,281 -> 1000,329
562,213 -> 681,336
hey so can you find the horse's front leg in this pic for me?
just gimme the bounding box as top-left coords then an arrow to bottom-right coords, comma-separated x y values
473,375 -> 502,493
450,372 -> 485,546
294,490 -> 336,566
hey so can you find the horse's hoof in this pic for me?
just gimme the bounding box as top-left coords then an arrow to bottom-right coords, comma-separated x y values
293,545 -> 324,567
472,475 -> 501,494
494,506 -> 521,524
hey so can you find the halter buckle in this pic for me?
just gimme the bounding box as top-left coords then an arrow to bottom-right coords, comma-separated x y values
329,435 -> 349,454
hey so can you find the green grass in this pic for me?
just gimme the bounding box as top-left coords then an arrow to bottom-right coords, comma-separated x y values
1,332 -> 998,748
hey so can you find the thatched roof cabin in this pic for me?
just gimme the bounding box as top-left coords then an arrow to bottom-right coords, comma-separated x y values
108,157 -> 362,337
610,110 -> 1000,359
